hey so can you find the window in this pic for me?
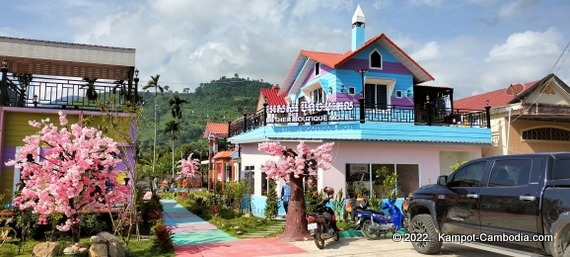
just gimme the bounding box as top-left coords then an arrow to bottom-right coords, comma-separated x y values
364,83 -> 387,109
311,88 -> 326,104
345,163 -> 418,198
348,87 -> 355,95
553,159 -> 570,180
449,161 -> 486,187
370,50 -> 382,69
261,170 -> 268,196
315,62 -> 321,76
488,159 -> 531,187
522,127 -> 570,141
396,90 -> 403,98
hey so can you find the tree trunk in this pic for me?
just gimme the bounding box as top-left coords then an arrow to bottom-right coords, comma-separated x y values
71,220 -> 80,244
277,174 -> 312,241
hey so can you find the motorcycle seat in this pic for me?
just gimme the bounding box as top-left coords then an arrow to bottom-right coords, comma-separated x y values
359,210 -> 385,215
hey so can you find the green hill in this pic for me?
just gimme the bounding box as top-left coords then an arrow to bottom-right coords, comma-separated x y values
136,75 -> 273,158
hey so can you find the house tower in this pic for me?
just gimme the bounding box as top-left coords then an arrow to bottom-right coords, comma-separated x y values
352,5 -> 365,51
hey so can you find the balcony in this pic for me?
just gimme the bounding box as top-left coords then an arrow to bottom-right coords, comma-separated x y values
0,74 -> 138,111
229,101 -> 491,138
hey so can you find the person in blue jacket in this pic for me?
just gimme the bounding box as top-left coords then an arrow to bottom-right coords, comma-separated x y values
281,182 -> 291,216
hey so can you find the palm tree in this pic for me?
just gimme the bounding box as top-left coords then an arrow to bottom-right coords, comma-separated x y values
113,80 -> 128,103
13,73 -> 33,106
168,95 -> 189,119
163,120 -> 181,178
168,95 -> 188,178
142,75 -> 164,176
82,77 -> 98,101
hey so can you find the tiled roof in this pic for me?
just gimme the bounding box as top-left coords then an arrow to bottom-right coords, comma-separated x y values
300,50 -> 350,68
454,80 -> 538,110
260,87 -> 287,105
280,33 -> 434,95
203,122 -> 228,138
213,150 -> 236,159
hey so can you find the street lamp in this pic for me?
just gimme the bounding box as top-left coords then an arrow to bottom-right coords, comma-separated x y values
134,69 -> 139,105
355,69 -> 368,123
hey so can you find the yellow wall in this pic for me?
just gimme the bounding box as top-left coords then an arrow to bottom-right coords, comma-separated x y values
82,114 -> 131,143
0,169 -> 13,204
3,112 -> 80,146
508,119 -> 570,154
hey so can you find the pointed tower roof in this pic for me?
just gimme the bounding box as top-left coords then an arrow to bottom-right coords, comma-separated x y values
352,5 -> 365,24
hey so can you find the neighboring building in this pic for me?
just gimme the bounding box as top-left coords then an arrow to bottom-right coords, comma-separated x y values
455,73 -> 570,156
227,6 -> 492,216
0,36 -> 139,204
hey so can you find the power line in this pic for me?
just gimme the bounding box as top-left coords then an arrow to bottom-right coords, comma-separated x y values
550,40 -> 570,74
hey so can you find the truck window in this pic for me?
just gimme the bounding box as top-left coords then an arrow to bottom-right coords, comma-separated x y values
449,161 -> 486,187
488,159 -> 531,187
553,159 -> 570,180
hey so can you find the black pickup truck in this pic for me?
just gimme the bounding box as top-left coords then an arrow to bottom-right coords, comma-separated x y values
404,152 -> 570,257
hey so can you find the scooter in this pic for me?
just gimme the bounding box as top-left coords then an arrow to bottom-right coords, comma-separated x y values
306,188 -> 340,249
354,198 -> 404,240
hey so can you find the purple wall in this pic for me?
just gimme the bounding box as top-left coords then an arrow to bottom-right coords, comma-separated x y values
304,64 -> 334,84
338,59 -> 413,75
328,93 -> 361,106
391,97 -> 414,107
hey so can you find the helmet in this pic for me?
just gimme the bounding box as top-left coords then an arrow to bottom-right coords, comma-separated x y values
323,186 -> 334,196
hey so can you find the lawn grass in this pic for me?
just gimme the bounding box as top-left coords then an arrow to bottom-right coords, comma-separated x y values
0,236 -> 175,257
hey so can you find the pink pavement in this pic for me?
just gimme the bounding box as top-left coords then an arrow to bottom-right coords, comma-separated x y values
174,238 -> 308,257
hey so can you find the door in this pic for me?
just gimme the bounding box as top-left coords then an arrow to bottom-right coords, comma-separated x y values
364,83 -> 387,109
437,160 -> 487,235
479,157 -> 542,250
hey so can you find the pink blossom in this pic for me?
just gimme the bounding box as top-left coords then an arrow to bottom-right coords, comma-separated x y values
142,191 -> 152,200
5,112 -> 131,233
257,141 -> 334,183
176,153 -> 201,180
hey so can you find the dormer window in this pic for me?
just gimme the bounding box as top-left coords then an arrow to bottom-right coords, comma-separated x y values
370,49 -> 382,69
315,62 -> 321,76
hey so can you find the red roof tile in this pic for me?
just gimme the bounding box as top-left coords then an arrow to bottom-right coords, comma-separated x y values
260,87 -> 287,105
203,122 -> 228,138
455,80 -> 538,110
213,150 -> 236,159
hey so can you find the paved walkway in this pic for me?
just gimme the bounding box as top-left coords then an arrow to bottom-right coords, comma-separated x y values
161,199 -> 307,257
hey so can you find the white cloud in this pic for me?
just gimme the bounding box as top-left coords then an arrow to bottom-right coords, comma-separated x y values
410,41 -> 440,61
499,0 -> 541,18
486,27 -> 562,62
372,0 -> 393,9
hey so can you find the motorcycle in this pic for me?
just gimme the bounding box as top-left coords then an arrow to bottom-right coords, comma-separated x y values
306,187 -> 340,249
354,198 -> 404,240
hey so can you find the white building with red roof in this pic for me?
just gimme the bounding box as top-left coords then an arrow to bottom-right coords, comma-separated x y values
227,5 -> 492,217
455,73 -> 570,156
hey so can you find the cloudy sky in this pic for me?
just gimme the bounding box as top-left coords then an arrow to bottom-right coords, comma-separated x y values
2,0 -> 569,99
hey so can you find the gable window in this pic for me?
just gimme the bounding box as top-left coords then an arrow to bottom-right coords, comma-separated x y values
370,50 -> 382,69
522,127 -> 570,141
314,62 -> 321,76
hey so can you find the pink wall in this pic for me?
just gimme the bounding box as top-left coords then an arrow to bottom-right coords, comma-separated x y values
240,141 -> 482,197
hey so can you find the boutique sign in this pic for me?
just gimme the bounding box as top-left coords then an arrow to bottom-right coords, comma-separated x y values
266,101 -> 356,124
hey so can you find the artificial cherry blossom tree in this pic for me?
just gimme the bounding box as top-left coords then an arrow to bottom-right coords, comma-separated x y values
176,153 -> 201,192
6,111 -> 131,243
258,141 -> 334,241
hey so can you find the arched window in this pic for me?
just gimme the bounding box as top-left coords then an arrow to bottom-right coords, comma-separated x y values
522,127 -> 570,141
370,50 -> 382,69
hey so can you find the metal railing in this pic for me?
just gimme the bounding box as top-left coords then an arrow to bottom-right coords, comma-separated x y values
1,75 -> 134,110
229,102 -> 491,137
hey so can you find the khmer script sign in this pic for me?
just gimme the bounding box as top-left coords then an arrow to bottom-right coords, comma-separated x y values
266,101 -> 356,123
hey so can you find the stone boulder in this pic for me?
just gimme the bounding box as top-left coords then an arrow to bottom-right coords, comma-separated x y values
90,235 -> 106,244
108,241 -> 125,257
32,242 -> 60,257
96,231 -> 119,243
89,243 -> 108,257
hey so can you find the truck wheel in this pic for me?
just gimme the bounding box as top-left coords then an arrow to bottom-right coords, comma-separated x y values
410,214 -> 443,254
